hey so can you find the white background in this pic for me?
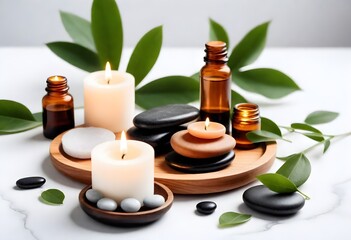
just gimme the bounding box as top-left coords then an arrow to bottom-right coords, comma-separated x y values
1,0 -> 351,47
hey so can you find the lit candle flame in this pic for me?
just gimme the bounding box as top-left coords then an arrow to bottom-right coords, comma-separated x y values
105,62 -> 112,84
53,76 -> 59,81
205,117 -> 210,130
120,131 -> 127,159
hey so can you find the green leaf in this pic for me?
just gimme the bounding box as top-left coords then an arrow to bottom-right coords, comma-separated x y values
323,139 -> 331,153
261,117 -> 282,137
257,173 -> 297,193
219,212 -> 251,228
231,90 -> 248,106
209,18 -> 230,48
60,11 -> 95,51
228,22 -> 270,70
291,123 -> 324,142
276,153 -> 311,187
32,112 -> 42,122
41,189 -> 65,205
46,42 -> 101,72
0,100 -> 42,134
246,130 -> 289,143
91,0 -> 123,69
191,72 -> 200,81
127,26 -> 163,86
135,76 -> 199,109
233,68 -> 301,99
304,111 -> 339,125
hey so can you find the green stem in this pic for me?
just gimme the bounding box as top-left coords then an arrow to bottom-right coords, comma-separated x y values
297,189 -> 310,200
302,131 -> 351,154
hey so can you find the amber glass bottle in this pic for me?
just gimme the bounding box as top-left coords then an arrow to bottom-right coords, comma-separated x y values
232,103 -> 260,149
42,76 -> 75,139
200,41 -> 231,133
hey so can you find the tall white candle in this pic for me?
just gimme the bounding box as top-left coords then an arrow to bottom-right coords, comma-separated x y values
84,62 -> 135,133
91,132 -> 154,204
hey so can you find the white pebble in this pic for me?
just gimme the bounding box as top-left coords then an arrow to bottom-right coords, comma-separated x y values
97,198 -> 118,211
85,189 -> 103,203
121,198 -> 141,212
62,127 -> 115,159
143,195 -> 165,209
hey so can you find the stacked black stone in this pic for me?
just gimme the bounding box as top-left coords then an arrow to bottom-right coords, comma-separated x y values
127,104 -> 200,155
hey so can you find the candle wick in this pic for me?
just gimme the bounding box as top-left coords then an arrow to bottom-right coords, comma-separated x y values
205,125 -> 207,131
107,78 -> 110,85
121,153 -> 126,159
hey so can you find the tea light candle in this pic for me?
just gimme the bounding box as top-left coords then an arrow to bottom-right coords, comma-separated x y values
187,118 -> 226,139
91,131 -> 154,203
84,62 -> 135,133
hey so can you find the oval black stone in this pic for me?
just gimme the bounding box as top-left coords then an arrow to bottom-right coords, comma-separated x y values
243,185 -> 305,216
133,104 -> 199,129
165,150 -> 235,173
196,201 -> 217,215
127,126 -> 185,149
16,176 -> 46,189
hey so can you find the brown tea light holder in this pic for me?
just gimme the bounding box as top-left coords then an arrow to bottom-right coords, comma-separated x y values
79,182 -> 173,227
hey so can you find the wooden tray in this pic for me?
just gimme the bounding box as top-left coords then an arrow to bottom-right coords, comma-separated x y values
50,131 -> 276,194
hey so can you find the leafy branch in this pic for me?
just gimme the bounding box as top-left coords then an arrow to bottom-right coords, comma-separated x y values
248,110 -> 351,199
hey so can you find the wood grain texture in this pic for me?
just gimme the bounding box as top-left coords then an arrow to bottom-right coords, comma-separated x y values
50,131 -> 276,194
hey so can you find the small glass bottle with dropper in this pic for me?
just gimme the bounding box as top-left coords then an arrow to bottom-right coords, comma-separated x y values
42,75 -> 75,139
199,41 -> 231,133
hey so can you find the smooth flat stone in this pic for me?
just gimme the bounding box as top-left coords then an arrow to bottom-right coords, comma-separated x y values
133,104 -> 199,129
165,150 -> 235,173
97,198 -> 118,211
170,130 -> 236,158
85,189 -> 103,203
243,185 -> 305,216
143,195 -> 165,209
196,201 -> 217,215
120,198 -> 141,213
62,127 -> 115,159
127,126 -> 185,149
16,176 -> 46,189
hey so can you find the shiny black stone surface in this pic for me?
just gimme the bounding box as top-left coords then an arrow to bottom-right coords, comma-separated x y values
243,185 -> 305,216
165,150 -> 235,173
16,176 -> 46,189
133,104 -> 199,129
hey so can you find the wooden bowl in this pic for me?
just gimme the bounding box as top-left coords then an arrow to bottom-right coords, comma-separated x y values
79,182 -> 174,227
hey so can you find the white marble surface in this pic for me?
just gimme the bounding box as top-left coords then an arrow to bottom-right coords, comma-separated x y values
1,47 -> 351,239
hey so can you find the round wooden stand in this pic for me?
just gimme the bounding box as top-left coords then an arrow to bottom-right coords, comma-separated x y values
50,131 -> 276,194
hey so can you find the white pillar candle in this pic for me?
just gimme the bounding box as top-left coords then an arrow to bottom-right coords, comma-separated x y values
91,132 -> 154,204
84,62 -> 135,133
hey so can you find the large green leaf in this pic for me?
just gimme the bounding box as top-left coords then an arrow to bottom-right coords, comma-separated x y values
91,0 -> 123,69
233,68 -> 301,99
60,11 -> 95,51
257,173 -> 297,193
228,22 -> 270,70
127,26 -> 163,86
276,153 -> 311,187
291,123 -> 324,142
46,42 -> 101,72
231,90 -> 247,106
209,18 -> 230,48
261,117 -> 282,137
0,100 -> 42,134
135,76 -> 199,109
246,130 -> 289,143
304,111 -> 339,125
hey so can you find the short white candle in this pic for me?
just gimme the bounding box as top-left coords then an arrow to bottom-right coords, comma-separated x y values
84,62 -> 135,133
91,132 -> 154,204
